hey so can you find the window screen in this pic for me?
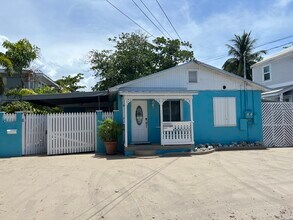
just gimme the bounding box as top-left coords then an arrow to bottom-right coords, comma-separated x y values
188,71 -> 198,83
163,101 -> 181,122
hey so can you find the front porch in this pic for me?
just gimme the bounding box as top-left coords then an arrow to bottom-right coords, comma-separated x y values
121,90 -> 197,153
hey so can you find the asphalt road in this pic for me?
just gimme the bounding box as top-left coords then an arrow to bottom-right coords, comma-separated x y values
0,148 -> 293,220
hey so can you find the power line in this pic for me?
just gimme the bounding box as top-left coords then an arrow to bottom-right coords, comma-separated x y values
203,42 -> 293,63
201,35 -> 293,62
155,0 -> 185,43
131,0 -> 168,38
266,41 -> 293,51
139,0 -> 173,39
255,35 -> 293,48
106,0 -> 155,38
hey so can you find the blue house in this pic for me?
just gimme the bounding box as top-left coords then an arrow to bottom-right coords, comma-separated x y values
108,60 -> 268,156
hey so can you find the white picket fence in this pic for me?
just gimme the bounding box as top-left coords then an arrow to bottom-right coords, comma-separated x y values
3,113 -> 16,122
47,112 -> 96,155
102,112 -> 114,120
23,114 -> 47,155
262,102 -> 293,147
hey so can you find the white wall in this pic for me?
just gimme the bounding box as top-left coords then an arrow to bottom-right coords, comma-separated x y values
252,55 -> 293,88
126,62 -> 256,91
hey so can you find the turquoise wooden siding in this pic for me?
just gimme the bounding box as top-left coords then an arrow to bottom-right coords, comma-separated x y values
96,111 -> 105,154
0,112 -> 23,158
116,90 -> 263,147
182,100 -> 191,121
193,90 -> 263,144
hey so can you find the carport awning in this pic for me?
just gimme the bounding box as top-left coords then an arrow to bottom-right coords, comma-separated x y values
22,91 -> 109,107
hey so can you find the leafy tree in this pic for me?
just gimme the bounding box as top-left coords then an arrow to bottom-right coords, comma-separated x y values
222,31 -> 266,80
55,73 -> 86,92
89,32 -> 194,90
2,39 -> 39,74
0,38 -> 39,92
0,52 -> 13,94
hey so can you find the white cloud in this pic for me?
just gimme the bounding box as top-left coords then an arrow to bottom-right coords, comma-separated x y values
176,1 -> 293,68
0,35 -> 9,53
275,0 -> 293,7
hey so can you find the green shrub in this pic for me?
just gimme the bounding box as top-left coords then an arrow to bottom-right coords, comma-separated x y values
98,119 -> 122,142
0,101 -> 62,114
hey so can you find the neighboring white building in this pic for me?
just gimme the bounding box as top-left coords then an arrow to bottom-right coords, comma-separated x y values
251,46 -> 293,102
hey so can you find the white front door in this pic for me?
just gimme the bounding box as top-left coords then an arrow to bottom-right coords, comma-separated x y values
131,100 -> 148,143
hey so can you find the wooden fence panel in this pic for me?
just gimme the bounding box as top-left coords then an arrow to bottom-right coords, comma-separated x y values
262,102 -> 293,147
24,114 -> 47,155
47,112 -> 96,155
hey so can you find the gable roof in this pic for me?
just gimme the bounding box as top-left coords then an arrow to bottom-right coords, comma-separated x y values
109,60 -> 269,92
262,85 -> 293,98
251,46 -> 293,68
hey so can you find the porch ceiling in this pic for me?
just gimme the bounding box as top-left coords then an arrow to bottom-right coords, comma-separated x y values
120,89 -> 198,100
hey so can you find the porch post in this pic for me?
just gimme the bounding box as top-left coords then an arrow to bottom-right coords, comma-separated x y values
188,97 -> 194,144
124,98 -> 129,147
159,99 -> 163,145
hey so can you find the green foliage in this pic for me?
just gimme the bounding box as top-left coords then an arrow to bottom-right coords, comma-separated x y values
0,76 -> 4,94
98,119 -> 122,142
0,101 -> 62,114
0,54 -> 14,94
2,38 -> 39,74
222,31 -> 266,80
5,88 -> 36,98
34,85 -> 61,94
89,32 -> 194,90
55,73 -> 86,92
0,54 -> 13,76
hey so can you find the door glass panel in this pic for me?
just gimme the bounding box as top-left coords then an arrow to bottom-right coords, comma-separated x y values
135,106 -> 143,125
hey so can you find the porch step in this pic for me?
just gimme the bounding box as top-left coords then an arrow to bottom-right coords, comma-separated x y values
134,150 -> 157,156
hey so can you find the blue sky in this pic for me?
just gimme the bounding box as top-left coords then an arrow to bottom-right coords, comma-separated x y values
0,0 -> 293,90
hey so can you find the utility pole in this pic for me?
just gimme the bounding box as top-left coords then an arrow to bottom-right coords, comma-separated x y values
243,51 -> 247,79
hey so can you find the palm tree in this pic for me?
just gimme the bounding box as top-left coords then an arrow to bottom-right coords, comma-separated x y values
222,31 -> 266,80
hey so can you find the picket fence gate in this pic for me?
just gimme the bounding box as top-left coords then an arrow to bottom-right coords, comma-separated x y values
47,112 -> 96,155
23,114 -> 47,155
262,102 -> 293,147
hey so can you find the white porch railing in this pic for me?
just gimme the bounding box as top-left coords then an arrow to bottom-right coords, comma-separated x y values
162,121 -> 193,145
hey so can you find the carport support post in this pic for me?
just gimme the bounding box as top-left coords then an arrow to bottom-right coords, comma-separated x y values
113,110 -> 123,152
96,110 -> 106,154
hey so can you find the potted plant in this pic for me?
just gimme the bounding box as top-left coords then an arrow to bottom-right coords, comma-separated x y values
98,118 -> 122,155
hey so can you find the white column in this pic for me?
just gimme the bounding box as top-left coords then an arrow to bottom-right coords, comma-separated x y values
187,97 -> 194,144
159,99 -> 163,145
124,98 -> 128,147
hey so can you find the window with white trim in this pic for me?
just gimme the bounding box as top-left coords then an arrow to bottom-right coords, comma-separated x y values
263,65 -> 271,81
163,100 -> 181,121
188,70 -> 198,83
213,97 -> 236,127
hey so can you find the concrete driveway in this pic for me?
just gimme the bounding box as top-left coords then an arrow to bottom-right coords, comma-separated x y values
0,148 -> 293,220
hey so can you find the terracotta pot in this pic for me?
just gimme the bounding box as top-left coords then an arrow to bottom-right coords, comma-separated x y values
104,141 -> 117,155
